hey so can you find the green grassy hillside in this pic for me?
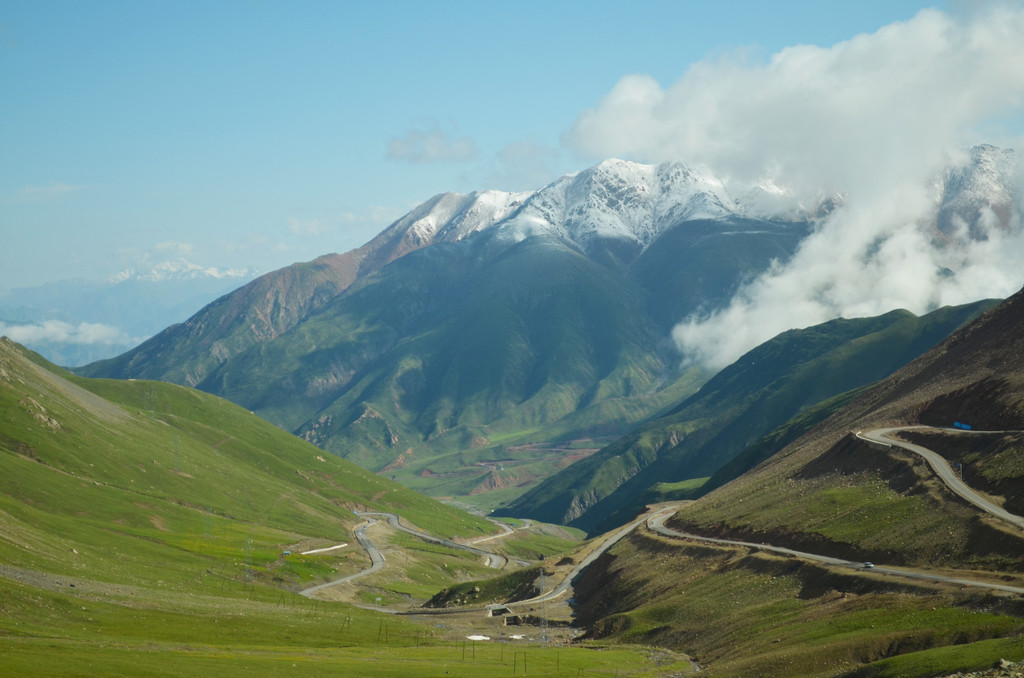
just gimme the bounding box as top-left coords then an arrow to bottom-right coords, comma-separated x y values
571,529 -> 1024,678
0,337 -> 691,676
0,337 -> 495,589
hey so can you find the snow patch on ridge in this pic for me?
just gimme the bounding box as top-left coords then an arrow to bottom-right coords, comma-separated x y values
502,159 -> 741,250
110,258 -> 257,283
384,190 -> 531,247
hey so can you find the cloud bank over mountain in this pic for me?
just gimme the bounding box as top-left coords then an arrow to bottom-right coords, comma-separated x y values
566,4 -> 1024,368
0,320 -> 133,347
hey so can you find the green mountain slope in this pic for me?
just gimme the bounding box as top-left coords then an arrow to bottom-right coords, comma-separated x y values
0,337 -> 493,590
0,337 -> 694,677
85,220 -> 760,502
500,300 -> 997,533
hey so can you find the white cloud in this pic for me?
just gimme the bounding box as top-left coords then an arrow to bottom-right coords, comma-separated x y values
387,122 -> 478,164
565,5 -> 1024,369
672,190 -> 1024,369
567,6 -> 1024,193
0,320 -> 133,346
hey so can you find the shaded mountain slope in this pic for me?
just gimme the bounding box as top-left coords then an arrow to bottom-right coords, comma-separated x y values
500,300 -> 997,533
629,217 -> 811,331
194,232 -> 702,480
79,160 -> 816,500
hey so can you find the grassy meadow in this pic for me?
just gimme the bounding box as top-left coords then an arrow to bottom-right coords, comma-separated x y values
0,339 -> 693,676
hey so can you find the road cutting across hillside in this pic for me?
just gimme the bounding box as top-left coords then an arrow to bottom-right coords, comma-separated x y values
468,518 -> 518,545
358,511 -> 509,568
299,511 -> 510,600
647,511 -> 1024,595
506,505 -> 680,608
299,517 -> 386,598
648,425 -> 1024,595
305,426 -> 1024,609
857,426 -> 1024,530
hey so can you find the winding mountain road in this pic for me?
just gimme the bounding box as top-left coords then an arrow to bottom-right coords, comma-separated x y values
359,511 -> 509,568
647,425 -> 1024,595
507,505 -> 680,608
468,518 -> 517,545
647,510 -> 1024,595
856,426 -> 1024,530
299,511 -> 509,599
299,517 -> 386,598
304,426 -> 1024,607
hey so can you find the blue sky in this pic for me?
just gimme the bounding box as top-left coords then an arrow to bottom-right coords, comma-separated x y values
7,0 -> 1023,292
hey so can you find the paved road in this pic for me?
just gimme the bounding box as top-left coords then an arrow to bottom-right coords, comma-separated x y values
306,426 -> 1024,607
469,518 -> 536,565
647,511 -> 1024,595
300,511 -> 512,600
359,512 -> 508,568
408,506 -> 680,615
299,518 -> 385,598
857,427 -> 1024,530
507,505 -> 680,608
468,518 -> 516,545
646,425 -> 1024,595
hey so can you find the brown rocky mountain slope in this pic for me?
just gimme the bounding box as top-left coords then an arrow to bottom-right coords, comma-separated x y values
669,285 -> 1024,572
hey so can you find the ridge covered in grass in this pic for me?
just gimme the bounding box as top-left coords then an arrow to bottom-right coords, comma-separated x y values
0,337 -> 693,676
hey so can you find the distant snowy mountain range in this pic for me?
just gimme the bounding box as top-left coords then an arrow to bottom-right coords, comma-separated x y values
935,144 -> 1018,237
107,258 -> 257,284
0,261 -> 258,366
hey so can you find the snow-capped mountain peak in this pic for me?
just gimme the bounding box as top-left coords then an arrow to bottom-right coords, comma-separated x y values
369,148 -> 1017,270
496,158 -> 743,250
935,144 -> 1018,239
